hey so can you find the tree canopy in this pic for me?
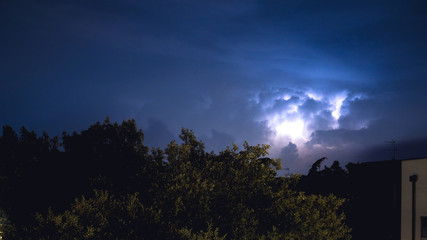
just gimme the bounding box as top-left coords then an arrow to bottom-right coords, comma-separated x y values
0,118 -> 351,239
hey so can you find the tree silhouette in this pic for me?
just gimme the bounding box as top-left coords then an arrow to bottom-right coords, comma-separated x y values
0,119 -> 351,240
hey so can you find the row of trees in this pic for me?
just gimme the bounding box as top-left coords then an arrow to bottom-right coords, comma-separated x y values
0,118 -> 351,239
299,157 -> 402,240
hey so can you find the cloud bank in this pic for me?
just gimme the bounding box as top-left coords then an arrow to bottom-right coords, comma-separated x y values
1,1 -> 427,173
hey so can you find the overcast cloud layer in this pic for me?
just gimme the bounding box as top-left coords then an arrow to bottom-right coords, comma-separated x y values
2,0 -> 427,173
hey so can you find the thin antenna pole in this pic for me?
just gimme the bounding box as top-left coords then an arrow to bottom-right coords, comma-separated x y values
393,140 -> 396,160
385,140 -> 397,160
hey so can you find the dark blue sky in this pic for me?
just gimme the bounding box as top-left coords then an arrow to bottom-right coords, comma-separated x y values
2,0 -> 427,173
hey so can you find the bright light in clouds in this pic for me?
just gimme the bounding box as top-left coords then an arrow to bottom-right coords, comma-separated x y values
307,92 -> 322,101
263,89 -> 351,148
258,89 -> 359,171
268,112 -> 308,142
330,92 -> 347,120
283,95 -> 291,101
287,104 -> 298,113
275,119 -> 306,140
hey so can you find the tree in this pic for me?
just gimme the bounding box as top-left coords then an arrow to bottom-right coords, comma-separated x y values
0,118 -> 159,238
308,157 -> 327,176
270,188 -> 351,240
0,125 -> 63,230
1,121 -> 351,239
156,129 -> 351,240
31,190 -> 165,240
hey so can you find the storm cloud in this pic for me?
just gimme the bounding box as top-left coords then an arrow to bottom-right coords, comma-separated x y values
1,0 -> 427,173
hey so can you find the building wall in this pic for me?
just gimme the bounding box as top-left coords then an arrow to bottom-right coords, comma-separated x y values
401,158 -> 427,240
346,160 -> 402,240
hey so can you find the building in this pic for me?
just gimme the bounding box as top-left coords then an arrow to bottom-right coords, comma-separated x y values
347,158 -> 427,240
401,158 -> 427,240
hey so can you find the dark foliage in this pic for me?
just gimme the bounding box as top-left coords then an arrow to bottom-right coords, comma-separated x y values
300,159 -> 401,240
0,118 -> 350,239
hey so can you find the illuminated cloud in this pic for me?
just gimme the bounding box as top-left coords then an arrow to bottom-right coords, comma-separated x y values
258,89 -> 352,142
245,87 -> 386,173
2,1 -> 427,174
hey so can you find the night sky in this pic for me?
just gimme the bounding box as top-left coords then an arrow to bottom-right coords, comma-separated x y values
2,0 -> 427,173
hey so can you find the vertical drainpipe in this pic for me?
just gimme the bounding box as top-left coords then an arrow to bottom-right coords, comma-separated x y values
410,174 -> 418,240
